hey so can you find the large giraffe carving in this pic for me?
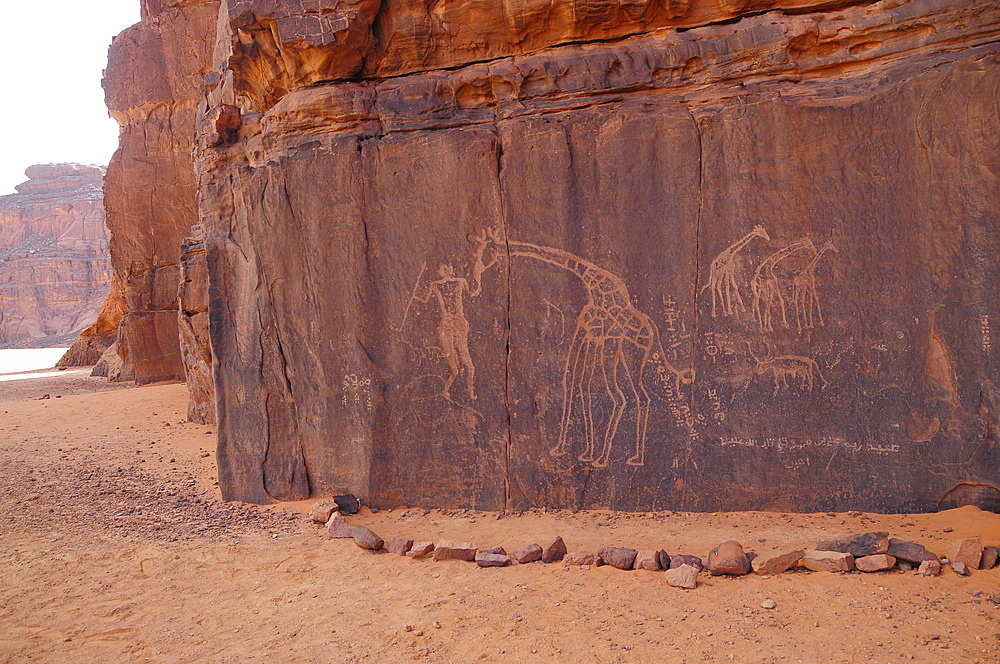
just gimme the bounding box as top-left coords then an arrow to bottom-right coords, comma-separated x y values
701,224 -> 770,318
473,231 -> 694,467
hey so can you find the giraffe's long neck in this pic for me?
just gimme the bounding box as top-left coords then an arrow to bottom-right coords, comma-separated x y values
507,240 -> 603,282
730,231 -> 762,255
758,240 -> 813,272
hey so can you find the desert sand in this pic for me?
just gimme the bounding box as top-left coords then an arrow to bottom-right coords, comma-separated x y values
1,372 -> 998,663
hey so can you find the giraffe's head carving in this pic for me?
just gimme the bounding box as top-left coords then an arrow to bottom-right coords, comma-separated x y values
470,226 -> 506,293
751,224 -> 770,242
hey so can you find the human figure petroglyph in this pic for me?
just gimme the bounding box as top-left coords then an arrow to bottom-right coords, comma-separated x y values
791,241 -> 837,333
414,263 -> 479,401
473,230 -> 695,468
750,239 -> 815,333
743,341 -> 827,396
702,224 -> 770,318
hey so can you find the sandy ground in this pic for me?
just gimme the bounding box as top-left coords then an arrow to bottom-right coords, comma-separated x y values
1,373 -> 999,664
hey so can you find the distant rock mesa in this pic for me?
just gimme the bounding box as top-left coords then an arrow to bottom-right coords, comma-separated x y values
0,164 -> 110,349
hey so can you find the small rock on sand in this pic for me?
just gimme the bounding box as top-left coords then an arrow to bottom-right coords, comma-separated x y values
816,532 -> 889,557
980,546 -> 999,570
670,554 -> 703,572
333,494 -> 360,515
946,538 -> 983,570
326,513 -> 353,538
564,552 -> 596,567
754,550 -> 804,575
802,550 -> 855,573
475,552 -> 511,567
917,559 -> 942,577
887,538 -> 937,564
407,541 -> 435,558
352,525 -> 384,550
387,537 -> 414,556
664,564 -> 698,589
309,500 -> 338,524
633,550 -> 661,571
433,540 -> 477,562
513,544 -> 543,564
542,536 -> 567,563
856,554 -> 896,573
707,541 -> 752,575
598,546 -> 638,570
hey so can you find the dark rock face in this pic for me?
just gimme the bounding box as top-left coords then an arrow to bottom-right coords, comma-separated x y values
106,0 -> 1000,509
0,164 -> 110,348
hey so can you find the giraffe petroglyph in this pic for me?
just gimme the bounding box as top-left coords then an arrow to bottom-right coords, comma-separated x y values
701,224 -> 770,318
792,241 -> 838,333
473,230 -> 694,468
750,238 -> 815,333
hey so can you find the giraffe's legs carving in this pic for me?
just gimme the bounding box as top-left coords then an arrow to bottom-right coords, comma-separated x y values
578,339 -> 601,463
628,349 -> 652,467
553,326 -> 586,458
594,340 -> 628,468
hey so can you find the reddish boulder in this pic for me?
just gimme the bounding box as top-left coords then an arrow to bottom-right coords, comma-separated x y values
433,541 -> 477,562
946,538 -> 983,570
407,541 -> 435,558
855,554 -> 896,573
664,564 -> 698,589
512,544 -> 543,564
326,514 -> 354,538
598,546 -> 638,570
387,537 -> 414,556
542,536 -> 567,563
352,526 -> 384,550
754,550 -> 805,575
708,541 -> 752,576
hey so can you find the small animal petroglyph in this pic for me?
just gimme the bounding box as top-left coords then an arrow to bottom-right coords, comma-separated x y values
744,342 -> 827,396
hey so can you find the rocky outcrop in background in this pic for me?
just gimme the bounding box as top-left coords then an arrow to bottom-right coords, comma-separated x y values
101,0 -> 999,511
0,164 -> 110,349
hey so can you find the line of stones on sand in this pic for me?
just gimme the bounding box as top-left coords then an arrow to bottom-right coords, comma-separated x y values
309,500 -> 1000,591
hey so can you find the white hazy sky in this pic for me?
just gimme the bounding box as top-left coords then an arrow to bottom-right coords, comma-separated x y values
0,1 -> 141,195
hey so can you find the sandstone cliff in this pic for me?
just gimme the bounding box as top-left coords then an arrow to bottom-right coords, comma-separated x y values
106,0 -> 1000,511
0,164 -> 111,349
97,0 -> 220,384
